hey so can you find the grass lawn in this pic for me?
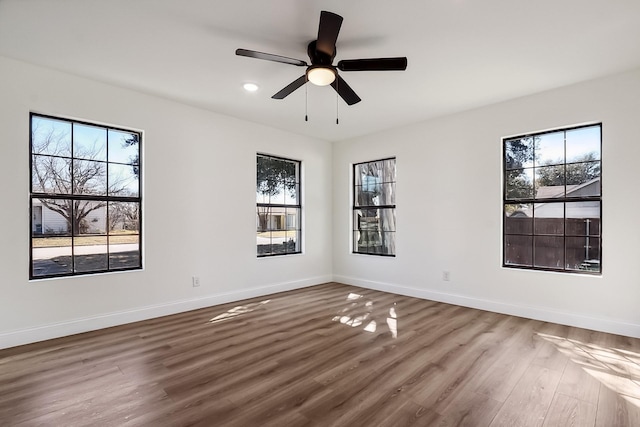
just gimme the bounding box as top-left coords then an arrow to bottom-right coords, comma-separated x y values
32,232 -> 139,248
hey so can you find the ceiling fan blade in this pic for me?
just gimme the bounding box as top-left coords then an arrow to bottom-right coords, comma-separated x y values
316,11 -> 343,57
272,75 -> 308,99
330,75 -> 361,105
337,57 -> 408,72
236,48 -> 307,67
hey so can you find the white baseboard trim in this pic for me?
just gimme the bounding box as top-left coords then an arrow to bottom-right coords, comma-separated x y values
333,275 -> 640,339
0,275 -> 331,350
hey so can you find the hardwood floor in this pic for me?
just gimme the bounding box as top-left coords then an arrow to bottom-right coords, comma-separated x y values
1,282 -> 640,426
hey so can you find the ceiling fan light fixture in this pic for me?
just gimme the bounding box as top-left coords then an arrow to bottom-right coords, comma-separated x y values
243,82 -> 259,92
307,66 -> 336,86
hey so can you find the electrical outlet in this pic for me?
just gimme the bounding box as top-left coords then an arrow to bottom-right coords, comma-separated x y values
442,271 -> 450,282
192,276 -> 201,287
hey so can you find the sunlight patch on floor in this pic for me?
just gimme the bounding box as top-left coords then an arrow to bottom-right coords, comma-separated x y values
332,293 -> 398,338
208,300 -> 271,324
538,332 -> 640,408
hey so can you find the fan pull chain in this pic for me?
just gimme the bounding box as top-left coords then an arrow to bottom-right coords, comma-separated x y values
305,82 -> 308,122
336,78 -> 339,125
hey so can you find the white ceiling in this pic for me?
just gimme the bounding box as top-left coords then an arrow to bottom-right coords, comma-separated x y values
1,0 -> 640,142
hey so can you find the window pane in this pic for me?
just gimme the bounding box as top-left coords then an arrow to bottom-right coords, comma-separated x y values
73,123 -> 106,161
504,204 -> 533,234
381,232 -> 396,255
108,130 -> 139,164
566,237 -> 600,272
534,236 -> 564,269
382,159 -> 396,183
505,168 -> 533,199
566,125 -> 600,163
505,137 -> 534,169
76,201 -> 107,235
285,208 -> 300,230
284,183 -> 299,205
284,231 -> 300,253
257,231 -> 272,256
566,202 -> 600,236
74,236 -> 108,273
534,204 -> 563,236
36,198 -> 72,235
108,163 -> 139,197
73,159 -> 107,195
376,183 -> 395,206
535,165 -> 565,196
32,155 -> 72,194
31,116 -> 71,157
110,234 -> 140,270
566,161 -> 600,195
379,208 -> 396,232
32,235 -> 73,277
109,202 -> 140,234
536,131 -> 564,166
504,235 -> 533,266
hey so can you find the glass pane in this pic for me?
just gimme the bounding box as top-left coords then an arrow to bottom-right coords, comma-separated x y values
31,116 -> 72,157
566,125 -> 600,163
566,161 -> 600,195
73,159 -> 107,195
32,235 -> 72,277
534,236 -> 564,269
382,159 -> 396,183
504,137 -> 534,169
376,183 -> 395,206
36,198 -> 72,235
284,231 -> 300,253
285,208 -> 300,230
73,123 -> 107,161
257,231 -> 272,256
505,168 -> 533,199
533,200 -> 563,235
110,234 -> 140,270
504,235 -> 532,266
504,204 -> 533,235
108,130 -> 139,164
566,202 -> 600,236
76,201 -> 107,235
379,208 -> 396,232
535,165 -> 565,196
32,155 -> 72,194
566,237 -> 600,272
108,202 -> 140,234
108,163 -> 139,197
381,232 -> 396,255
536,131 -> 565,166
534,216 -> 563,236
74,235 -> 108,273
284,183 -> 299,205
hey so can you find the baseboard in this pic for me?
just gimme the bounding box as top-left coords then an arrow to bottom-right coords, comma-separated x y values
0,275 -> 331,350
333,275 -> 640,339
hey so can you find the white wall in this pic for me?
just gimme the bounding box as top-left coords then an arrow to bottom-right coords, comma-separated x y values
333,68 -> 640,338
0,56 -> 333,349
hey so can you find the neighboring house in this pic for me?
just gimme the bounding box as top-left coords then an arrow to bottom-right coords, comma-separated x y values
510,177 -> 600,218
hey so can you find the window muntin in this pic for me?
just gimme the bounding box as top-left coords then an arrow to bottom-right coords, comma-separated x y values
503,124 -> 601,273
256,154 -> 301,257
30,114 -> 142,279
353,158 -> 396,256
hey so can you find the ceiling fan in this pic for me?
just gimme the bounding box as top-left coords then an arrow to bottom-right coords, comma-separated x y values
236,10 -> 408,106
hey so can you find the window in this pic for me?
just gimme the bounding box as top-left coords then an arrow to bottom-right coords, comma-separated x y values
353,158 -> 396,256
30,114 -> 142,278
503,124 -> 601,273
256,154 -> 301,256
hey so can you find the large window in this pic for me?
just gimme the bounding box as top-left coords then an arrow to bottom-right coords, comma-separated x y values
256,154 -> 301,257
30,114 -> 142,279
353,158 -> 396,256
503,124 -> 601,273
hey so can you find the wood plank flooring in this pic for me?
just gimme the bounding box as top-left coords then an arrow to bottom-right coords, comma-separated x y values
1,282 -> 640,426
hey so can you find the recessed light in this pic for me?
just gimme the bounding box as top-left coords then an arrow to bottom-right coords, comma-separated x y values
243,83 -> 259,92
